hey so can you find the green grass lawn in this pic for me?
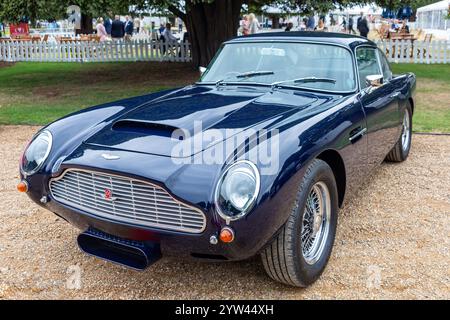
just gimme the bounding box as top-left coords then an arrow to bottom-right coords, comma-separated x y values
0,62 -> 198,125
391,64 -> 450,133
0,62 -> 449,132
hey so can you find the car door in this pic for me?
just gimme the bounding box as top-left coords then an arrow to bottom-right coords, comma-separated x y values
356,46 -> 401,170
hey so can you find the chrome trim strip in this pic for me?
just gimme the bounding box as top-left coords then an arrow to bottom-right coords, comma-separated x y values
49,168 -> 206,234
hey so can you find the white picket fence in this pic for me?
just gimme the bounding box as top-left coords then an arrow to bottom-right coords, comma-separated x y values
375,40 -> 449,64
0,39 -> 448,64
0,39 -> 191,62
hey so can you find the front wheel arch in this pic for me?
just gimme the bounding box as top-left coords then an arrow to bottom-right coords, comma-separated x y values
316,150 -> 346,208
408,97 -> 414,115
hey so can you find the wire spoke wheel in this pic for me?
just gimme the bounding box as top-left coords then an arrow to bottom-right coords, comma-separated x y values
261,159 -> 338,286
301,181 -> 331,265
401,108 -> 411,151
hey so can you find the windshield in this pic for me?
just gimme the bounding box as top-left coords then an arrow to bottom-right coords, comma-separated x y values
200,42 -> 356,92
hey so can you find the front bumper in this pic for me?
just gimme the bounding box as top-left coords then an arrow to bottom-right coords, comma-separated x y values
22,143 -> 305,262
24,171 -> 301,262
45,196 -> 231,260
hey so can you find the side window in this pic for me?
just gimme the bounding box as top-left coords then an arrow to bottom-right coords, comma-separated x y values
356,47 -> 381,89
377,49 -> 392,82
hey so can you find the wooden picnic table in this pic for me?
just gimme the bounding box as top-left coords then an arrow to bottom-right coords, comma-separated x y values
0,36 -> 43,42
56,35 -> 100,43
389,33 -> 418,58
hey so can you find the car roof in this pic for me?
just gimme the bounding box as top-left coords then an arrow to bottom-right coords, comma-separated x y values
226,31 -> 376,49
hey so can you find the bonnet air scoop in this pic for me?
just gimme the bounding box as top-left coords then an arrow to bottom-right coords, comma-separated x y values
84,86 -> 318,157
112,120 -> 181,138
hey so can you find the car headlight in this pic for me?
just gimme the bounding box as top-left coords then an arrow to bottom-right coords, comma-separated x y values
20,130 -> 53,175
215,160 -> 260,221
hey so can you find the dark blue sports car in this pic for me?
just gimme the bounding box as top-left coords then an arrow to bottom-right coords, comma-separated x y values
19,32 -> 416,287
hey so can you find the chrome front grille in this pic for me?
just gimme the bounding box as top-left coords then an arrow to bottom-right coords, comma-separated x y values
49,169 -> 206,233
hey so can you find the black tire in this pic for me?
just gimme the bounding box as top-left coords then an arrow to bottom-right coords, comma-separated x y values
261,159 -> 339,287
386,103 -> 413,162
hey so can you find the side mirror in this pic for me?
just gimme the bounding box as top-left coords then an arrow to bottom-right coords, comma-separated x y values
365,74 -> 383,88
199,66 -> 207,76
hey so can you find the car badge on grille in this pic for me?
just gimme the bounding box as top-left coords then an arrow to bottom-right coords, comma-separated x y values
101,153 -> 120,160
103,189 -> 117,201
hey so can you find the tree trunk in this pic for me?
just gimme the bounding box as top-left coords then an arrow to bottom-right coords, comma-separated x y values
271,16 -> 280,29
79,13 -> 93,35
183,0 -> 244,68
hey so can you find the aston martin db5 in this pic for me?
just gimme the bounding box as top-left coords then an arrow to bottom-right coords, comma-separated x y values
19,32 -> 415,287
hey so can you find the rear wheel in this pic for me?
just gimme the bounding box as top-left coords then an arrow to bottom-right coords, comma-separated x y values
261,159 -> 338,287
386,104 -> 412,162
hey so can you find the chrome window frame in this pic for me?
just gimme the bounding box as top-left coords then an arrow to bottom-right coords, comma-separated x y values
354,44 -> 383,91
376,48 -> 393,82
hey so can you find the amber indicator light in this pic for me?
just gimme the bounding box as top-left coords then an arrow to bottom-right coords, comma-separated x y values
219,227 -> 235,243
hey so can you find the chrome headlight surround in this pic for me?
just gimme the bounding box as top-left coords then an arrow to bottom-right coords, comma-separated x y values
214,160 -> 261,221
20,130 -> 53,176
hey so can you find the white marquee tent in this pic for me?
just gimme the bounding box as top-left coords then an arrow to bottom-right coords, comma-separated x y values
334,4 -> 383,16
416,0 -> 449,30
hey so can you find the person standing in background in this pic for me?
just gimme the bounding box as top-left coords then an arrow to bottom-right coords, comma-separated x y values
134,16 -> 141,34
306,15 -> 315,30
150,21 -> 158,40
111,15 -> 124,40
239,15 -> 249,36
330,14 -> 336,26
248,13 -> 260,34
104,16 -> 112,35
399,19 -> 410,33
96,18 -> 108,41
341,17 -> 347,32
162,23 -> 178,42
319,15 -> 326,26
160,22 -> 178,54
357,12 -> 363,28
300,17 -> 308,31
315,19 -> 326,31
285,22 -> 294,32
178,17 -> 183,33
124,16 -> 134,40
357,14 -> 369,38
159,23 -> 166,39
348,16 -> 355,34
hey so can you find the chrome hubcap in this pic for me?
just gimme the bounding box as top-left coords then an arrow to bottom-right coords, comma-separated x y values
301,181 -> 331,265
401,109 -> 410,151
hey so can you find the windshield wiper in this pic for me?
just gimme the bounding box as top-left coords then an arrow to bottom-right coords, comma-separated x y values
235,70 -> 274,78
216,70 -> 274,86
271,77 -> 336,90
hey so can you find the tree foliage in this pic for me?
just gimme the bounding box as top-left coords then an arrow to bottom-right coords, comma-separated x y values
0,0 -> 137,23
1,0 -> 438,23
0,0 -> 437,66
373,0 -> 438,10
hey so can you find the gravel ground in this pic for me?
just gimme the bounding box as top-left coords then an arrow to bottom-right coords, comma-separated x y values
0,125 -> 449,299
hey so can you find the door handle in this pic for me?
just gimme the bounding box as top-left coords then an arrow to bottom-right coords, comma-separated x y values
389,92 -> 400,98
349,127 -> 367,143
